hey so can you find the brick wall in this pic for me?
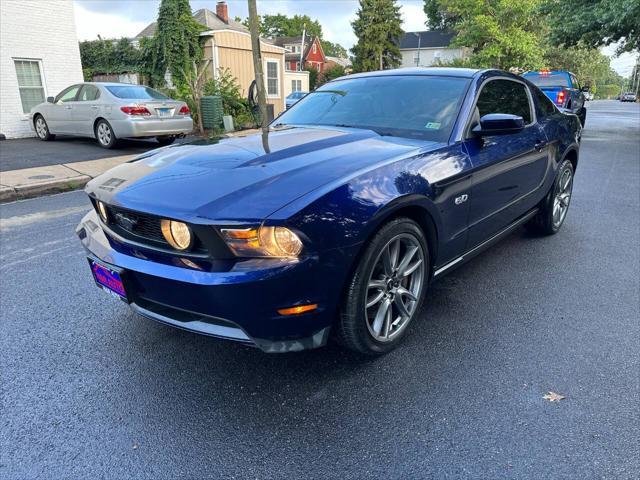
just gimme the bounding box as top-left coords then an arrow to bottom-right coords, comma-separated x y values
0,0 -> 84,138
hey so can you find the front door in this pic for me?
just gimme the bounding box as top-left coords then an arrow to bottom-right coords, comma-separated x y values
47,85 -> 81,133
464,78 -> 550,247
72,85 -> 101,136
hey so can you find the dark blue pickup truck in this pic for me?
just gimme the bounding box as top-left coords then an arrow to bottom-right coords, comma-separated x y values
523,70 -> 587,126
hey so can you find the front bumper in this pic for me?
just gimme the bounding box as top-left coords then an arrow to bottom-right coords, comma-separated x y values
77,210 -> 355,352
110,116 -> 194,138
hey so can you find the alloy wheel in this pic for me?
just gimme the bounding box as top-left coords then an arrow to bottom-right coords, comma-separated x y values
365,233 -> 425,342
35,117 -> 47,138
553,167 -> 573,228
97,123 -> 112,146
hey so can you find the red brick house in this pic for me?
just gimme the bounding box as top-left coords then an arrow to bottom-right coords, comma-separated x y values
270,35 -> 327,72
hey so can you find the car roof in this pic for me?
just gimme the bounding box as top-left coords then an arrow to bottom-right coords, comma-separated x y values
345,67 -> 481,80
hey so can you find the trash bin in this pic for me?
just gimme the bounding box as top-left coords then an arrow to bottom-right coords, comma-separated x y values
200,95 -> 223,129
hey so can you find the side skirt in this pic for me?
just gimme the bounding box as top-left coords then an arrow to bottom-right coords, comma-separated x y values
433,208 -> 539,278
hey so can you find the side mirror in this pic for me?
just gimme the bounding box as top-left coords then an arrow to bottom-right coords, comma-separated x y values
472,113 -> 525,136
47,96 -> 55,103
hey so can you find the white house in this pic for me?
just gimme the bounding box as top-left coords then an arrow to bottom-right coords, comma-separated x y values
399,30 -> 468,68
0,0 -> 84,138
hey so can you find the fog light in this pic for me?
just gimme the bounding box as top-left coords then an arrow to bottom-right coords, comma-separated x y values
161,219 -> 192,250
97,201 -> 109,223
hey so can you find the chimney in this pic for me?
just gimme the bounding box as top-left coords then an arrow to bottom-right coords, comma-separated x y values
216,1 -> 228,23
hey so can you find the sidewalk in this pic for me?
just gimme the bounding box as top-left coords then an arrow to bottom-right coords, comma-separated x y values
0,129 -> 261,203
0,154 -> 137,203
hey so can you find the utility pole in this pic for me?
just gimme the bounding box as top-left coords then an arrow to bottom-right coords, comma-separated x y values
414,32 -> 421,66
248,0 -> 269,137
299,24 -> 306,71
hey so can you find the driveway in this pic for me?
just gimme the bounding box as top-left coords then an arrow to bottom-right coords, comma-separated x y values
0,135 -> 193,172
0,101 -> 638,479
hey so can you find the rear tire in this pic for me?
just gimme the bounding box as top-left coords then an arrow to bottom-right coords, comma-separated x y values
95,119 -> 117,149
156,135 -> 176,146
34,115 -> 55,141
526,159 -> 574,235
337,217 -> 429,355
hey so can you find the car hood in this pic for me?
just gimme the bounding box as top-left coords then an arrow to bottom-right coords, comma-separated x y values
86,126 -> 439,222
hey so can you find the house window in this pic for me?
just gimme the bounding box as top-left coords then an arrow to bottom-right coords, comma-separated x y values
291,79 -> 302,92
14,59 -> 45,113
265,60 -> 279,97
312,43 -> 317,54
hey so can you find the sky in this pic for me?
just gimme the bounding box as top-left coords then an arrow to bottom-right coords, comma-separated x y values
73,0 -> 637,77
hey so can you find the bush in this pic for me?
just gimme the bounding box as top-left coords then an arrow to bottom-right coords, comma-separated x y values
203,68 -> 255,128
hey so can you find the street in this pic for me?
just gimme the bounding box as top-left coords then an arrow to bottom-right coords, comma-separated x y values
1,100 -> 638,478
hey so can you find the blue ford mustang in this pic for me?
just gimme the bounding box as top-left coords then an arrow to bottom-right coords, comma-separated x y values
77,68 -> 582,354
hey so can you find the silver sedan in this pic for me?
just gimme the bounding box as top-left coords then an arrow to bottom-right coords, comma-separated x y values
30,83 -> 193,148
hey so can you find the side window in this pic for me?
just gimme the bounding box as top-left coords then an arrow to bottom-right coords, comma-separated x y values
571,74 -> 580,90
475,79 -> 532,124
532,87 -> 556,117
56,85 -> 80,103
78,85 -> 100,101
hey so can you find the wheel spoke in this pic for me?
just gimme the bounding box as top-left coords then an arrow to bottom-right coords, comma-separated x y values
381,307 -> 392,338
366,290 -> 385,308
400,259 -> 423,277
394,294 -> 411,318
372,298 -> 391,335
397,286 -> 418,302
396,245 -> 419,277
368,279 -> 385,290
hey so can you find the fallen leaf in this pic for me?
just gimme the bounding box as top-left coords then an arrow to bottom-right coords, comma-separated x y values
543,391 -> 565,402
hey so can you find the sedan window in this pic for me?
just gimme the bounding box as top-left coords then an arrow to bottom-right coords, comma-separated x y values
476,79 -> 532,124
106,85 -> 169,100
78,85 -> 100,101
274,75 -> 470,142
56,85 -> 80,103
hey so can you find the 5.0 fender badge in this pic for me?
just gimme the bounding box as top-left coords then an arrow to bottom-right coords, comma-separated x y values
455,194 -> 469,205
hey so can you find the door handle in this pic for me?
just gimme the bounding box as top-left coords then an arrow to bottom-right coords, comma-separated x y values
534,140 -> 547,151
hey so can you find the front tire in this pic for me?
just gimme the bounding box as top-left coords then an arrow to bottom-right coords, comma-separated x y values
527,159 -> 574,235
95,119 -> 117,149
34,115 -> 55,141
337,217 -> 429,355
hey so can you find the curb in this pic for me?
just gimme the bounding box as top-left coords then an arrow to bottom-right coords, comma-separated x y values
0,176 -> 91,203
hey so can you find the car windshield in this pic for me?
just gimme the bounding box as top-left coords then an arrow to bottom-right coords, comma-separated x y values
274,75 -> 470,142
105,85 -> 170,100
524,73 -> 570,88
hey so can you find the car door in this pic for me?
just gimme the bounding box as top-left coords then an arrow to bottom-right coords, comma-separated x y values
72,85 -> 101,136
463,78 -> 550,248
47,85 -> 81,133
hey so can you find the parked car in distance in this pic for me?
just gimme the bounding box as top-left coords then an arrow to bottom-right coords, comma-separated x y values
285,91 -> 308,109
30,83 -> 193,149
620,92 -> 637,102
584,91 -> 594,101
77,68 -> 582,355
522,70 -> 587,125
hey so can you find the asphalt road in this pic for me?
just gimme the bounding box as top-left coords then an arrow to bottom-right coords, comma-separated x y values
1,100 -> 638,479
0,136 -> 195,172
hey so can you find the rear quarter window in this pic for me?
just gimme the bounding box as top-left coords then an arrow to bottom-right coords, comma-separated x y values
532,87 -> 557,117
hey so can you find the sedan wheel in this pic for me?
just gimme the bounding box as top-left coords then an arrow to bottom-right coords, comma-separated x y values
338,217 -> 429,354
34,115 -> 55,141
95,120 -> 117,149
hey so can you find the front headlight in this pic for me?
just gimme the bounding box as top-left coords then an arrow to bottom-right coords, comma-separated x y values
161,219 -> 193,250
220,226 -> 303,258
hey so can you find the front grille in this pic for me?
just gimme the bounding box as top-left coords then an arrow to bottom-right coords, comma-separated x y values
107,205 -> 166,243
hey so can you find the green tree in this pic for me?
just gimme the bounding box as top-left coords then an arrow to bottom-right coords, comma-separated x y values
423,0 -> 459,30
320,64 -> 346,84
79,38 -> 142,80
305,65 -> 320,90
351,0 -> 404,72
540,0 -> 639,53
321,40 -> 348,58
432,0 -> 544,70
146,0 -> 205,87
542,45 -> 623,90
260,14 -> 323,38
